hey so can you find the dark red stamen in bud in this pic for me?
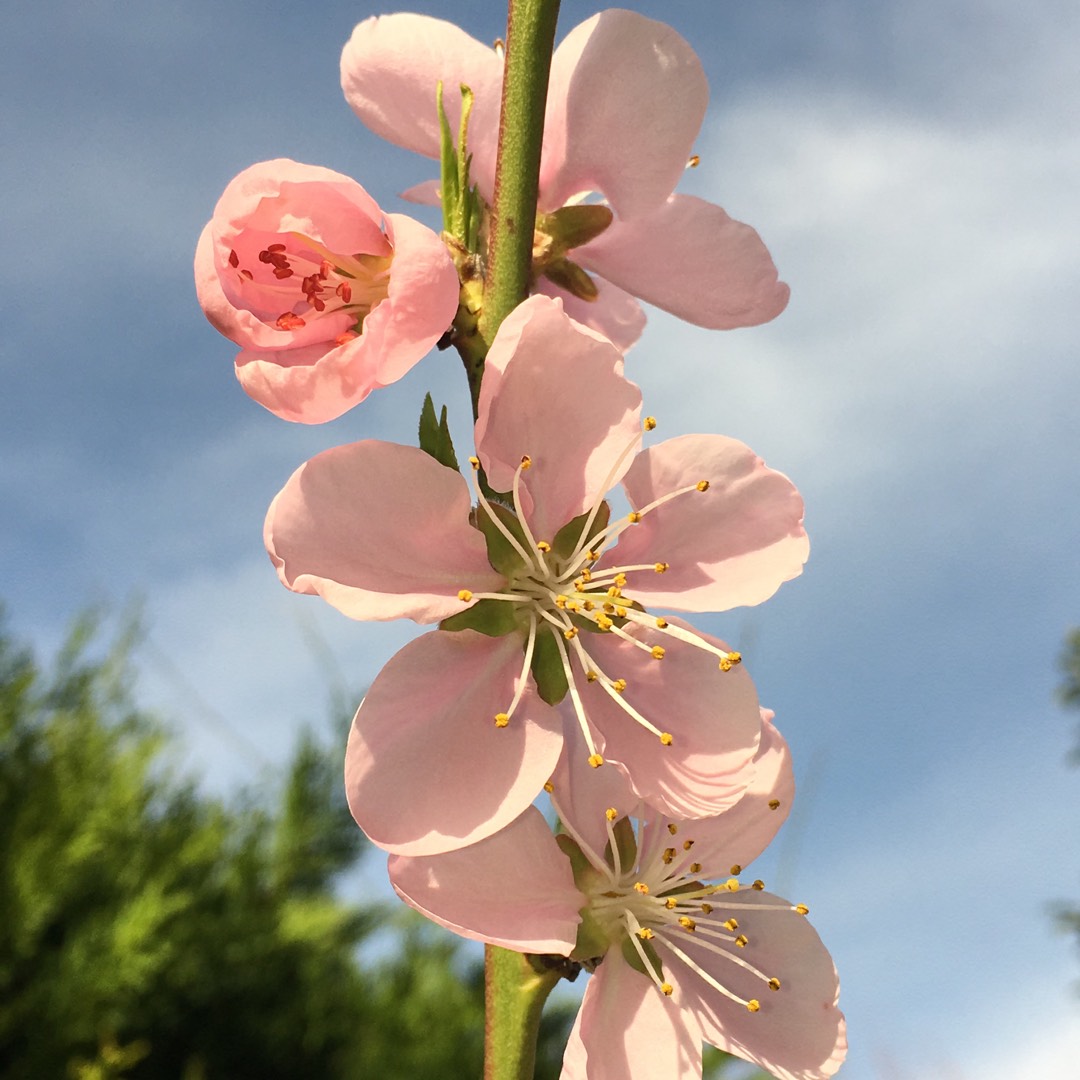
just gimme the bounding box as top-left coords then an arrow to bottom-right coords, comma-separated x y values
275,312 -> 306,331
228,249 -> 240,268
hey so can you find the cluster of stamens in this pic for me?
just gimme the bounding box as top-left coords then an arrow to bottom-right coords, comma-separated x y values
227,236 -> 393,345
557,804 -> 804,1012
460,418 -> 742,767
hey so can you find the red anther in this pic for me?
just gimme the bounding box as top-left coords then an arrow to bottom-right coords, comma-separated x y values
228,249 -> 240,268
258,250 -> 273,263
240,269 -> 253,280
336,282 -> 352,303
267,243 -> 287,253
319,259 -> 333,278
273,267 -> 294,279
334,330 -> 359,346
275,312 -> 306,331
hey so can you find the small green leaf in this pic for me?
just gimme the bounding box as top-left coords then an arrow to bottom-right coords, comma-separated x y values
418,394 -> 460,472
542,257 -> 599,301
541,204 -> 614,249
531,626 -> 569,706
436,81 -> 459,237
439,599 -> 519,637
476,503 -> 529,577
552,502 -> 611,561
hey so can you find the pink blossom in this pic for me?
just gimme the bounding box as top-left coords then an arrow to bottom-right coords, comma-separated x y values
390,714 -> 847,1080
194,158 -> 459,423
264,295 -> 808,855
340,10 -> 789,350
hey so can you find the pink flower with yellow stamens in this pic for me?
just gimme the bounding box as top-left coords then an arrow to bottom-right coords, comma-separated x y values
264,294 -> 808,855
390,713 -> 847,1080
195,158 -> 459,423
340,9 -> 788,350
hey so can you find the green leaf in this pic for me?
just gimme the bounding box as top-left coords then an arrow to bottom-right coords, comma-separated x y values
418,393 -> 460,472
476,503 -> 530,577
530,626 -> 569,706
439,599 -> 519,638
551,502 -> 610,562
539,204 -> 614,250
436,81 -> 459,237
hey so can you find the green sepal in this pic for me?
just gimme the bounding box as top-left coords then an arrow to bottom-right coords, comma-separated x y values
476,503 -> 530,577
530,626 -> 569,706
537,204 -> 614,250
554,834 -> 611,963
418,393 -> 460,472
621,932 -> 664,980
551,502 -> 610,562
436,81 -> 482,251
605,816 -> 638,872
439,598 -> 519,637
542,257 -> 599,302
659,879 -> 710,899
436,81 -> 459,238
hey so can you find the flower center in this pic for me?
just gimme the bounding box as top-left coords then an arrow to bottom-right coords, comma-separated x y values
561,807 -> 801,1013
458,419 -> 742,767
227,233 -> 393,344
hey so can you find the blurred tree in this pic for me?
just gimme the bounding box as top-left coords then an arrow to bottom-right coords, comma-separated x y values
1054,627 -> 1080,983
0,608 -> 756,1078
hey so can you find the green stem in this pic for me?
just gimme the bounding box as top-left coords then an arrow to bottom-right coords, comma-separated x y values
484,945 -> 563,1080
477,0 -> 562,352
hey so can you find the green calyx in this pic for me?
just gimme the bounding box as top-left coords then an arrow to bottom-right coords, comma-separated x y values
532,204 -> 613,302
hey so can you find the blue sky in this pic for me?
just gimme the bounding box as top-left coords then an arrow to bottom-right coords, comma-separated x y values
3,1 -> 1079,1076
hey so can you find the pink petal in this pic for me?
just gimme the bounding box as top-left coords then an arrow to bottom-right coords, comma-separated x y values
561,951 -> 703,1080
663,893 -> 846,1080
264,440 -> 503,623
541,11 -> 707,221
565,621 -> 762,819
341,14 -> 503,199
534,274 -> 646,353
475,295 -> 642,541
607,434 -> 809,612
400,178 -> 442,206
577,195 -> 790,329
346,631 -> 564,855
664,711 -> 795,874
388,807 -> 582,953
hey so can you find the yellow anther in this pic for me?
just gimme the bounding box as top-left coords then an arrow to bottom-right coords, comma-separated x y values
586,549 -> 599,562
595,615 -> 613,631
719,657 -> 735,672
667,823 -> 678,835
458,589 -> 473,601
627,511 -> 642,524
563,627 -> 579,641
637,927 -> 654,940
580,567 -> 593,582
659,732 -> 673,746
654,562 -> 669,573
644,416 -> 657,431
727,651 -> 742,666
611,678 -> 627,694
588,754 -> 604,769
735,934 -> 749,948
469,456 -> 480,469
689,862 -> 701,874
687,154 -> 700,168
663,847 -> 676,864
554,596 -> 567,609
664,897 -> 678,910
700,903 -> 713,914
602,602 -> 615,613
682,839 -> 695,851
583,599 -> 595,611
655,617 -> 669,629
768,799 -> 781,810
661,983 -> 673,996
746,999 -> 761,1013
795,904 -> 810,916
606,586 -> 622,598
723,918 -> 738,931
633,882 -> 650,895
696,480 -> 710,492
752,879 -> 765,891
614,573 -> 628,587
605,806 -> 618,821
537,540 -> 551,552
678,916 -> 697,931
494,713 -> 510,728
586,670 -> 599,682
729,864 -> 742,875
724,879 -> 740,892
615,606 -> 627,617
520,454 -> 532,470
543,781 -> 554,793
768,978 -> 781,992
